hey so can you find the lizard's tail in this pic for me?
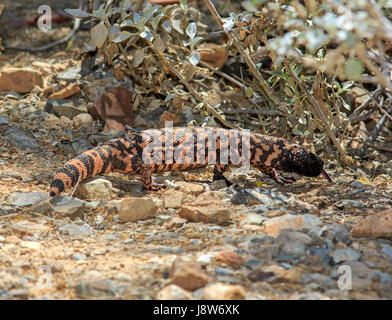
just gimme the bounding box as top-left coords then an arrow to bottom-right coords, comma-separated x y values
49,145 -> 114,197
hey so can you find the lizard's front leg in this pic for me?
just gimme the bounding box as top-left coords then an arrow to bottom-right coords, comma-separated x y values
257,164 -> 296,184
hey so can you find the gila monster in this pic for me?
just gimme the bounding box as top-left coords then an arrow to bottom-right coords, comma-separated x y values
49,127 -> 332,197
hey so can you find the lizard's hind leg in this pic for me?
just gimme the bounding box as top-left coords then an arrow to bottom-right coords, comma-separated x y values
213,163 -> 232,186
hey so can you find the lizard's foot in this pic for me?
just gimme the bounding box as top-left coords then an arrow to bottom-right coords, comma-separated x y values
145,183 -> 166,191
274,175 -> 296,184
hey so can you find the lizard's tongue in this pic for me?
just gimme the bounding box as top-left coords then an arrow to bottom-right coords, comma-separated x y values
321,169 -> 333,183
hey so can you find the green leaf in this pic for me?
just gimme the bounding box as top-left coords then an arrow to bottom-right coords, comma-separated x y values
92,9 -> 106,19
189,51 -> 200,66
180,0 -> 188,9
153,36 -> 166,53
140,28 -> 154,41
162,20 -> 172,33
246,87 -> 254,98
64,8 -> 90,18
269,70 -> 286,78
109,24 -> 121,41
186,23 -> 197,39
292,126 -> 304,136
190,36 -> 204,49
222,17 -> 234,32
90,21 -> 108,48
112,31 -> 132,43
344,59 -> 364,81
134,12 -> 140,24
121,19 -> 136,28
151,14 -> 165,32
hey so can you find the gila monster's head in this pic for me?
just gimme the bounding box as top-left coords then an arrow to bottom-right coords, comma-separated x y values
281,146 -> 331,181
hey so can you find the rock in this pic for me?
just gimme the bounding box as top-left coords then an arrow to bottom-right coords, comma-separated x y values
4,92 -> 20,99
335,199 -> 364,210
73,253 -> 87,261
214,267 -> 234,276
155,215 -> 172,226
203,283 -> 245,300
8,192 -> 48,207
163,190 -> 185,208
329,248 -> 361,265
71,139 -> 94,154
262,214 -> 322,238
243,259 -> 263,270
210,179 -> 228,190
240,213 -> 266,226
51,196 -> 86,219
178,199 -> 231,225
176,182 -> 205,196
57,66 -> 81,81
73,113 -> 94,127
159,111 -> 181,127
90,86 -> 134,132
301,273 -> 336,289
169,259 -> 209,291
20,241 -> 41,250
0,68 -> 43,93
58,223 -> 94,236
8,289 -> 29,299
288,292 -> 331,300
276,230 -> 313,246
196,254 -> 213,264
231,188 -> 289,208
118,197 -> 158,222
381,246 -> 392,258
0,116 -> 9,134
320,223 -> 351,244
75,178 -> 113,200
1,127 -> 40,151
49,83 -> 80,99
248,265 -> 301,283
11,220 -> 50,237
351,209 -> 392,239
277,231 -> 312,255
287,198 -> 319,215
165,217 -> 187,229
214,250 -> 244,267
76,279 -> 116,299
31,200 -> 53,215
196,191 -> 228,201
156,284 -> 193,300
45,99 -> 88,119
280,242 -> 307,255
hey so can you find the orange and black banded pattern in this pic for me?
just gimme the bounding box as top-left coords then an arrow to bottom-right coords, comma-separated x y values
49,127 -> 332,197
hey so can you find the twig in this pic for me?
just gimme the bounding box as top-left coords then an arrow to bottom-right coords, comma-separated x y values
345,136 -> 392,153
375,97 -> 392,122
147,40 -> 238,129
357,49 -> 391,89
70,175 -> 81,198
349,85 -> 382,122
222,108 -> 282,116
5,17 -> 81,52
359,100 -> 391,157
284,61 -> 349,165
199,60 -> 246,90
201,0 -> 280,107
